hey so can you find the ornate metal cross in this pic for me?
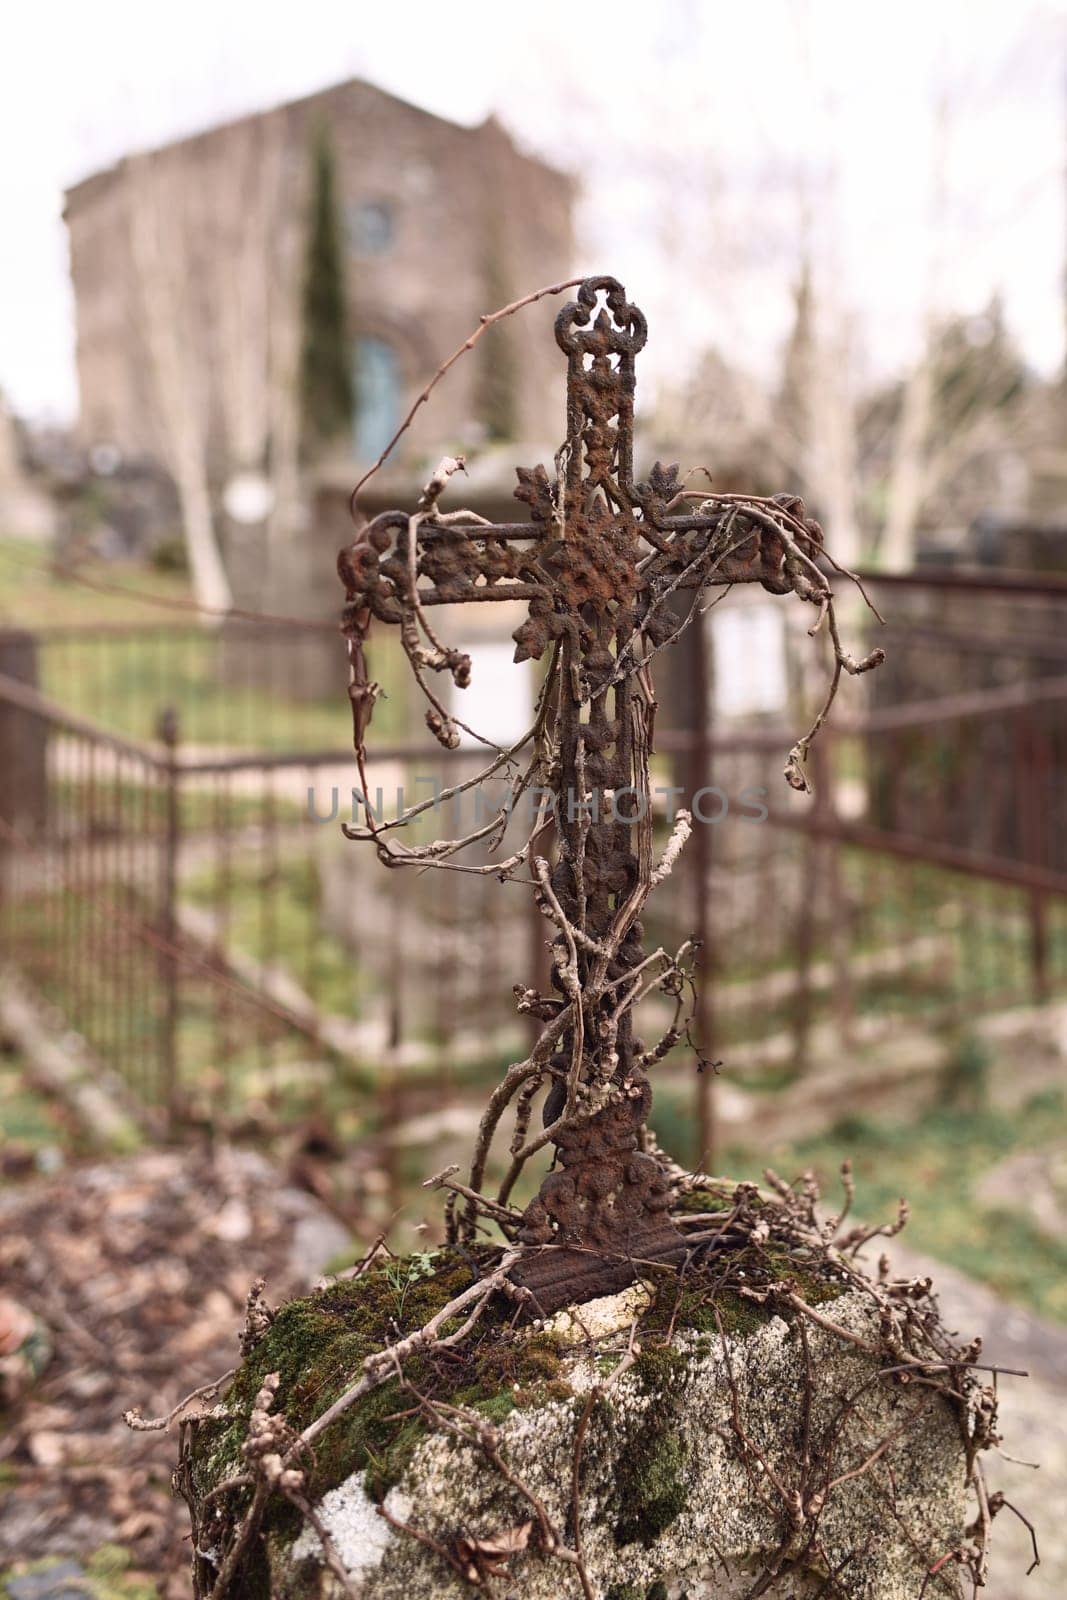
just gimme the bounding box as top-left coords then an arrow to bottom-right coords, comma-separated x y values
339,275 -> 826,1312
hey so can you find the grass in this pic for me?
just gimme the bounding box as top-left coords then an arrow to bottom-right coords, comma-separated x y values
648,1032 -> 1067,1326
7,877 -> 371,1130
644,842 -> 1066,1053
724,1087 -> 1067,1324
179,827 -> 1063,1140
181,854 -> 527,1084
0,536 -> 197,628
40,625 -> 360,750
0,535 -> 409,749
52,776 -> 306,833
3,539 -> 1065,1308
183,853 -> 368,1021
0,1041 -> 89,1169
4,848 -> 517,1138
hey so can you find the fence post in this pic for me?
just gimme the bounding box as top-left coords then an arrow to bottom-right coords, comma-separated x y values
790,846 -> 817,1073
0,629 -> 47,839
1018,709 -> 1049,1006
691,625 -> 715,1172
669,608 -> 715,1171
157,706 -> 181,1133
790,735 -> 836,1075
823,728 -> 855,1046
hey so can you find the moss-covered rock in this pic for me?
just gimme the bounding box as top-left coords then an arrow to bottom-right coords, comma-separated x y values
183,1239 -> 971,1600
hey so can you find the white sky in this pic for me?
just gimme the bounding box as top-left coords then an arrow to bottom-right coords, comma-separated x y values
2,0 -> 1066,423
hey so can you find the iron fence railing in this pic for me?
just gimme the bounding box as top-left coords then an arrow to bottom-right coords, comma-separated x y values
32,616 -> 394,752
1,572 -> 1066,1150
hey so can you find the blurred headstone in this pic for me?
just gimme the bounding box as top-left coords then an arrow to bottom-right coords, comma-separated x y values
712,601 -> 788,717
0,397 -> 55,543
451,639 -> 532,749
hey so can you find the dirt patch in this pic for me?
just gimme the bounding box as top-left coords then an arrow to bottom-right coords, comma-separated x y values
0,1147 -> 350,1597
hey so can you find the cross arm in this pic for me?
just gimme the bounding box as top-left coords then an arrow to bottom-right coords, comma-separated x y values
338,507 -> 552,633
631,462 -> 827,600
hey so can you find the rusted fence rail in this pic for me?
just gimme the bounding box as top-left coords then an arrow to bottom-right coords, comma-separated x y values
29,616 -> 351,751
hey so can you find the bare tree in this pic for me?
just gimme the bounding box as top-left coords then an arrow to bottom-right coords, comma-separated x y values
122,113 -> 303,616
583,8 -> 1052,576
213,122 -> 278,481
211,113 -> 304,601
125,148 -> 234,615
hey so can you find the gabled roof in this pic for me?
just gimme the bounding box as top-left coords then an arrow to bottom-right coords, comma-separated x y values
64,76 -> 570,212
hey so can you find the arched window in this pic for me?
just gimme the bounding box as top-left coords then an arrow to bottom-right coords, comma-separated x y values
353,337 -> 400,462
347,200 -> 393,255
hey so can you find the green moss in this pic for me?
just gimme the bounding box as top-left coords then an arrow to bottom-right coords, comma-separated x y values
196,1247 -> 576,1526
469,1391 -> 517,1424
610,1345 -> 690,1548
613,1421 -> 688,1547
675,1183 -> 743,1214
709,1289 -> 767,1338
640,1221 -> 848,1347
197,1250 -> 496,1500
510,1332 -> 565,1384
192,1227 -> 854,1581
445,1327 -> 571,1424
593,1223 -> 856,1546
633,1343 -> 687,1394
362,1405 -> 427,1501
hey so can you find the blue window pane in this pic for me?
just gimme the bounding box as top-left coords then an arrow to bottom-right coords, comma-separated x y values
347,200 -> 393,255
354,337 -> 400,462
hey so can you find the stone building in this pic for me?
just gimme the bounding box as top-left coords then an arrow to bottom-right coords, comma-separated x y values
65,78 -> 574,467
63,78 -> 575,622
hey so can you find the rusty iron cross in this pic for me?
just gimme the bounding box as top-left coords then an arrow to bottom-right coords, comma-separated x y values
339,275 -> 825,1311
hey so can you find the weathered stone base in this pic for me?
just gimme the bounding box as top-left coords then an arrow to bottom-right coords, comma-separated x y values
280,1295 -> 963,1598
186,1249 -> 971,1600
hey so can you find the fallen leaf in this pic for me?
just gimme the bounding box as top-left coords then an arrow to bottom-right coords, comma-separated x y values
27,1430 -> 67,1468
0,1296 -> 36,1355
454,1520 -> 533,1579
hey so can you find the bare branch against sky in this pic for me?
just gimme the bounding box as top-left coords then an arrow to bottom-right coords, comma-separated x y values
1,0 -> 1065,421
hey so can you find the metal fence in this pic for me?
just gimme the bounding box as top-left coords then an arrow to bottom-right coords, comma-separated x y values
1,569 -> 1065,1146
657,688 -> 1067,1063
32,615 -> 382,751
0,659 -> 545,1134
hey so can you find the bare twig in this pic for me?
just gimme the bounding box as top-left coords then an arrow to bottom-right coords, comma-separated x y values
349,277 -> 587,515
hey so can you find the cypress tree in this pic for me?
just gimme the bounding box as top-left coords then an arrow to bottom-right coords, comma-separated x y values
477,225 -> 519,443
299,124 -> 354,453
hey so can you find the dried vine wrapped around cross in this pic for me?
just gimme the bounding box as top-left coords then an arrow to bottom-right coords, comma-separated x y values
338,274 -> 884,1312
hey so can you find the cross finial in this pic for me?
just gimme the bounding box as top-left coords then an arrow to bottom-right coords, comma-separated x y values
554,274 -> 646,506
